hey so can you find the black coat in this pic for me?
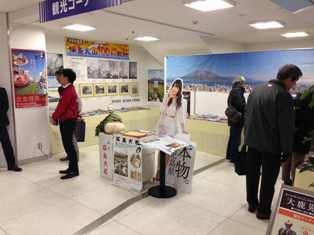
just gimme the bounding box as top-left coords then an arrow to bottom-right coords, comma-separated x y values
0,87 -> 10,127
293,92 -> 314,154
227,84 -> 246,126
244,80 -> 294,155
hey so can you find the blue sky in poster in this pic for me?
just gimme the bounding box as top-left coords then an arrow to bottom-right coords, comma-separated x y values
167,49 -> 314,83
12,49 -> 46,81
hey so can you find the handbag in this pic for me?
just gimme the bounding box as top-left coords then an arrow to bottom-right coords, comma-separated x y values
225,106 -> 242,124
235,145 -> 247,175
75,119 -> 86,142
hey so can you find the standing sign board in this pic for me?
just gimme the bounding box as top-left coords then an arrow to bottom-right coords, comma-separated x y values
113,135 -> 143,192
99,133 -> 114,180
39,0 -> 131,23
267,185 -> 314,235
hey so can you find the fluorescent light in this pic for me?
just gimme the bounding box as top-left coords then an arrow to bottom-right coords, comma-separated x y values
249,21 -> 284,30
134,36 -> 160,42
184,0 -> 235,12
281,32 -> 309,38
63,24 -> 96,32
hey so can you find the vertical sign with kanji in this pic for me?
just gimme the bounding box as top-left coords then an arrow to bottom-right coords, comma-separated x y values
267,186 -> 314,235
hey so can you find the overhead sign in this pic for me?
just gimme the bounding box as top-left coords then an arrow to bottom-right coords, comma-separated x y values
39,0 -> 130,23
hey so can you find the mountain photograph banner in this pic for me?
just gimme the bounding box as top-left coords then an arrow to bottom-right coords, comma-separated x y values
166,49 -> 314,93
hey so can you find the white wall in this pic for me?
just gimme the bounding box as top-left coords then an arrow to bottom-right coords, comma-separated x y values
10,26 -> 50,161
46,34 -> 162,112
0,13 -> 15,168
245,39 -> 314,52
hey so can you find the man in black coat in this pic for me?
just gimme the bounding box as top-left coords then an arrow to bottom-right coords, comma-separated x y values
226,76 -> 246,162
0,87 -> 22,171
244,64 -> 302,220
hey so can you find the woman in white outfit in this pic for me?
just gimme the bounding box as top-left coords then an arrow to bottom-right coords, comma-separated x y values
154,79 -> 187,181
157,79 -> 186,137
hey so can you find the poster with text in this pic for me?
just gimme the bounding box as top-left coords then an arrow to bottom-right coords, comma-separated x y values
148,69 -> 164,102
267,186 -> 314,235
66,37 -> 129,60
12,49 -> 47,108
113,135 -> 143,191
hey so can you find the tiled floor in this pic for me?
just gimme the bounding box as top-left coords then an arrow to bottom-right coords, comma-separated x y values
0,145 -> 280,235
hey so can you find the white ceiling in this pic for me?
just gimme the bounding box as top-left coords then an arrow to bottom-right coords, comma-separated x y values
5,0 -> 314,62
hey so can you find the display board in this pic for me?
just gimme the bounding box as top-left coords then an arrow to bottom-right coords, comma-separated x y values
65,37 -> 129,60
47,53 -> 63,89
166,49 -> 314,117
113,135 -> 143,191
99,133 -> 114,180
267,185 -> 314,235
148,69 -> 164,102
11,49 -> 47,108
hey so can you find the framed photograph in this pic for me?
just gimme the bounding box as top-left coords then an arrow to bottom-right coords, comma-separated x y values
93,83 -> 107,96
110,61 -> 120,79
119,61 -> 129,79
107,84 -> 119,96
120,83 -> 129,96
130,83 -> 139,96
79,83 -> 94,97
129,62 -> 137,79
47,53 -> 63,77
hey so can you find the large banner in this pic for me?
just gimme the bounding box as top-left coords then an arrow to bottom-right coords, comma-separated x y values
267,186 -> 314,235
66,37 -> 129,60
166,49 -> 314,117
166,49 -> 314,93
12,49 -> 47,108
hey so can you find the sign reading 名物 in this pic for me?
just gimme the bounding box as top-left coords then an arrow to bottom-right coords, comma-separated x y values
267,185 -> 314,235
39,0 -> 130,23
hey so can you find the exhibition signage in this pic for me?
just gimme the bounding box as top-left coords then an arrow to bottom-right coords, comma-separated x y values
267,185 -> 314,235
11,49 -> 48,108
39,0 -> 131,23
65,37 -> 129,60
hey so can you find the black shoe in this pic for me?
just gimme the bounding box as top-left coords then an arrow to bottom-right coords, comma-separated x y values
60,157 -> 69,162
8,166 -> 23,172
256,210 -> 271,220
60,172 -> 79,180
59,169 -> 70,174
248,204 -> 257,213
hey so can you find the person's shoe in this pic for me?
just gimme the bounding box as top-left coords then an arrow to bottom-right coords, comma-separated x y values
59,157 -> 69,162
8,166 -> 23,172
248,204 -> 258,213
59,169 -> 70,174
256,210 -> 271,220
60,172 -> 79,180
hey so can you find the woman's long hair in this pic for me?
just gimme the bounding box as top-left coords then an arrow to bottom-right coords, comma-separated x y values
167,79 -> 183,109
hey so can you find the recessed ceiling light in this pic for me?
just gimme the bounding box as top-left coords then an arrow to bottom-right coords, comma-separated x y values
249,21 -> 285,30
134,36 -> 160,42
63,24 -> 96,32
184,0 -> 235,12
282,32 -> 309,38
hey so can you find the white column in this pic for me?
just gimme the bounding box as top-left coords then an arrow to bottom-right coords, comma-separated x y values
9,26 -> 51,162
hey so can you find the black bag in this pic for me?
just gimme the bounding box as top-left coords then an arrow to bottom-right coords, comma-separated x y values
225,106 -> 242,124
75,119 -> 86,142
235,145 -> 247,175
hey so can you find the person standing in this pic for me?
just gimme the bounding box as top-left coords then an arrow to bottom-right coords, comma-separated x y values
245,64 -> 302,219
157,79 -> 187,137
51,69 -> 79,180
0,87 -> 22,172
226,76 -> 246,163
282,86 -> 314,185
55,69 -> 80,162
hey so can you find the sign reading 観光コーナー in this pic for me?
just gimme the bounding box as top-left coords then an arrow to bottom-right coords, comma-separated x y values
65,38 -> 129,60
39,0 -> 131,23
